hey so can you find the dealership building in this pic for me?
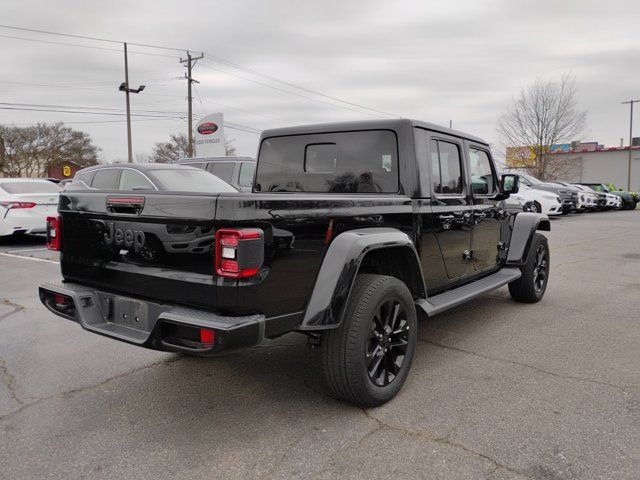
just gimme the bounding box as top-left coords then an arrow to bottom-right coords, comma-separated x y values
506,142 -> 640,190
554,146 -> 640,190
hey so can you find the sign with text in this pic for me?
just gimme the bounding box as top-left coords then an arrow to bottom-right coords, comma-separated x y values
194,113 -> 225,157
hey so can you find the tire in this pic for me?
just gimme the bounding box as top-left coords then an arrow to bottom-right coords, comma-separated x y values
530,202 -> 540,213
321,274 -> 417,408
508,233 -> 549,303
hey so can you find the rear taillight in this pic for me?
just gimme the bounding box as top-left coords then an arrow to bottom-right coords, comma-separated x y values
215,228 -> 264,278
0,201 -> 36,209
46,216 -> 62,251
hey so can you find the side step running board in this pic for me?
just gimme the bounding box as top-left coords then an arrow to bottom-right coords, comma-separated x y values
416,267 -> 522,317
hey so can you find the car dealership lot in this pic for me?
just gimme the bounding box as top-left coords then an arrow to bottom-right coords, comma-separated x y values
0,212 -> 638,480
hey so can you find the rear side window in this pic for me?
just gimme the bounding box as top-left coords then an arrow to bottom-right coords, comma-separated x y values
75,170 -> 95,187
256,130 -> 398,193
149,168 -> 237,193
118,170 -> 155,191
185,162 -> 205,170
238,163 -> 255,187
468,148 -> 496,195
91,169 -> 120,190
430,140 -> 463,195
210,162 -> 235,183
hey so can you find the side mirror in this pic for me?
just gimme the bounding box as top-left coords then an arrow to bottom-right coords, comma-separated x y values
501,174 -> 519,196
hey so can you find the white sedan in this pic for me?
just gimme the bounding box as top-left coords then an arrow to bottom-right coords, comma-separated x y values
0,179 -> 61,237
515,184 -> 563,216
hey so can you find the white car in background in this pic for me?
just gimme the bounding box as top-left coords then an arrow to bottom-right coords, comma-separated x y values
604,192 -> 622,209
557,182 -> 597,211
0,179 -> 61,237
515,184 -> 563,216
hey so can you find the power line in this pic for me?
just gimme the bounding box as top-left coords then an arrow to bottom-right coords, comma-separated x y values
0,24 -> 194,53
199,53 -> 398,118
0,24 -> 399,119
1,117 -> 184,126
0,105 -> 182,118
0,33 -> 177,58
198,62 -> 384,118
0,79 -> 285,121
0,102 -> 185,115
0,105 -> 261,134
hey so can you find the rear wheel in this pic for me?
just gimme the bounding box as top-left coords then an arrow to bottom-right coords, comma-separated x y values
509,233 -> 549,303
321,274 -> 417,407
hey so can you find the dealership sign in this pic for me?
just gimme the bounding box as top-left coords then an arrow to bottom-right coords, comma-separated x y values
194,113 -> 225,157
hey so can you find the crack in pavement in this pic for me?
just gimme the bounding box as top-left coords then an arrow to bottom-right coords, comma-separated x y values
419,339 -> 633,391
0,355 -> 182,422
0,357 -> 23,406
0,299 -> 26,322
360,409 -> 533,479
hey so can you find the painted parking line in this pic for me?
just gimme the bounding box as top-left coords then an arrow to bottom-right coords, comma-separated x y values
0,247 -> 48,253
0,252 -> 59,264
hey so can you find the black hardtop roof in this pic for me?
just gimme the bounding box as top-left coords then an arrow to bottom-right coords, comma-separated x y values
259,119 -> 489,146
177,156 -> 255,163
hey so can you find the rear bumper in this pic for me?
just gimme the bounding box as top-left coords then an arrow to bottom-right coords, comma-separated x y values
0,210 -> 48,236
39,282 -> 268,355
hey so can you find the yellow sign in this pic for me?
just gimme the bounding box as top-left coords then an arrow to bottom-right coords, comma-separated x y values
62,165 -> 71,177
505,146 -> 536,168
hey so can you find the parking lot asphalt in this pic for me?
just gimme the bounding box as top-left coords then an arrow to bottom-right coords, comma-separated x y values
0,211 -> 639,480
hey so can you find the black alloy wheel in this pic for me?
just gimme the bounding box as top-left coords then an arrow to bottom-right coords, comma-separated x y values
532,244 -> 548,293
366,299 -> 409,387
321,274 -> 417,407
509,233 -> 549,303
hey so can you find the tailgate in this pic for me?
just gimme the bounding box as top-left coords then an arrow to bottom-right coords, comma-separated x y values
59,191 -> 220,309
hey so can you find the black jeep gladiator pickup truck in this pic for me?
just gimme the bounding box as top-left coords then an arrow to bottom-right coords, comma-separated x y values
40,119 -> 551,407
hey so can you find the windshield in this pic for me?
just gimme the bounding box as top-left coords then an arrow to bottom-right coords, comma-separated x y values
149,168 -> 237,193
0,182 -> 61,194
584,183 -> 606,192
519,173 -> 542,185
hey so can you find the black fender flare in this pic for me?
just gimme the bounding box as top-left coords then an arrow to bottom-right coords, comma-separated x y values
299,227 -> 425,330
506,212 -> 551,266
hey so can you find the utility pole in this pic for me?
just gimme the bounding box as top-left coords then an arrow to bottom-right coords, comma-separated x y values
118,42 -> 145,163
622,99 -> 639,191
180,51 -> 204,158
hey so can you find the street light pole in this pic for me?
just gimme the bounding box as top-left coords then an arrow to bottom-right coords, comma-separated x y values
119,42 -> 146,163
123,43 -> 133,163
622,99 -> 639,191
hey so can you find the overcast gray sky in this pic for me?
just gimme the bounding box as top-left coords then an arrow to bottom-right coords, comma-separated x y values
1,0 -> 639,162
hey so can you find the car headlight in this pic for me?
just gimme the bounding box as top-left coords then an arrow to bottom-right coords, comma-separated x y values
580,195 -> 585,201
542,194 -> 556,200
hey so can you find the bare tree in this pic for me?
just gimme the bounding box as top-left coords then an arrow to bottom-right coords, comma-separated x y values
498,74 -> 587,181
0,123 -> 99,177
148,133 -> 237,163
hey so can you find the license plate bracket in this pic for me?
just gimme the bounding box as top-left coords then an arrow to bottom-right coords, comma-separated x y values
112,297 -> 149,331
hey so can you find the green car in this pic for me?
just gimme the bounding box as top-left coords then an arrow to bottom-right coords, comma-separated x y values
579,183 -> 638,210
